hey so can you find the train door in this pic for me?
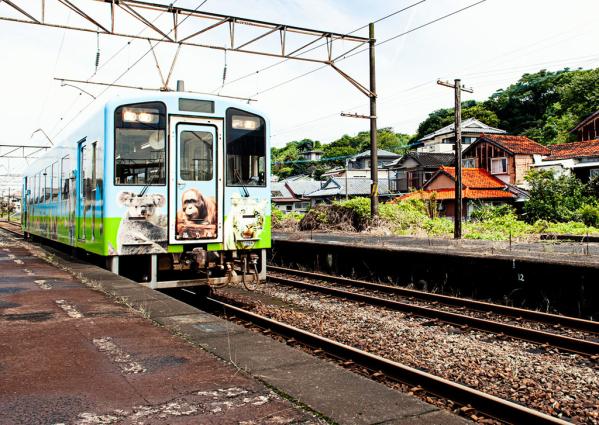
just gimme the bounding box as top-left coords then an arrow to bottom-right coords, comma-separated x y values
22,177 -> 27,227
168,117 -> 223,244
77,140 -> 86,241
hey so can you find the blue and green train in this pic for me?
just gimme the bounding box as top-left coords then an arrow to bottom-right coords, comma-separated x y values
22,92 -> 271,288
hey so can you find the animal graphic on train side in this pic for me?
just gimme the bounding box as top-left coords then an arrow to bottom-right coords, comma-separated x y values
176,188 -> 217,239
116,191 -> 167,255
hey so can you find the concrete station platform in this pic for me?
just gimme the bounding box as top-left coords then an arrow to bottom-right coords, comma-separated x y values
0,230 -> 469,425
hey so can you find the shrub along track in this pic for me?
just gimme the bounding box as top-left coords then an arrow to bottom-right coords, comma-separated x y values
267,266 -> 599,355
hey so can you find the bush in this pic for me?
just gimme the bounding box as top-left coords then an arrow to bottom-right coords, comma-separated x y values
576,204 -> 599,227
470,204 -> 516,221
524,169 -> 594,222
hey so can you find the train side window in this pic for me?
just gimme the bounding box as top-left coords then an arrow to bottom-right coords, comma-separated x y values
44,167 -> 50,202
180,130 -> 213,181
225,108 -> 266,187
61,155 -> 70,199
52,162 -> 59,202
114,102 -> 166,185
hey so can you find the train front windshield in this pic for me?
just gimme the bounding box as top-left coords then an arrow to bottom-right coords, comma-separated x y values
114,102 -> 166,186
226,108 -> 266,186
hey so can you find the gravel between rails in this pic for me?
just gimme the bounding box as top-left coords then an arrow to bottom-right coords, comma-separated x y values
268,271 -> 599,343
215,283 -> 599,424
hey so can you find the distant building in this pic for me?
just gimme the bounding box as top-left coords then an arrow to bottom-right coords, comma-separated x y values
321,149 -> 400,180
271,176 -> 322,213
571,110 -> 599,142
530,112 -> 599,182
462,134 -> 550,186
306,177 -> 392,205
300,149 -> 324,161
386,152 -> 454,193
398,166 -> 521,218
535,139 -> 599,182
413,118 -> 506,154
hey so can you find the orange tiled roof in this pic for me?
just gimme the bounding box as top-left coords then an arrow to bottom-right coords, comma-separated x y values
399,188 -> 515,201
480,134 -> 550,155
433,166 -> 506,189
544,139 -> 599,161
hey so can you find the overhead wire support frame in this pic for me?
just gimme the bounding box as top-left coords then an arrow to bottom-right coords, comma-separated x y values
1,0 -> 378,216
0,0 -> 369,65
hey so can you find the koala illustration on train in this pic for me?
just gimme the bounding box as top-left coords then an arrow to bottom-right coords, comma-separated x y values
116,191 -> 168,255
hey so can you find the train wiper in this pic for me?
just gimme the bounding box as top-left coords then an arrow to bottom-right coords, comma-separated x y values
235,169 -> 250,197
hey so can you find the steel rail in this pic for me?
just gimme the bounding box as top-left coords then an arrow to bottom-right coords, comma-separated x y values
268,265 -> 599,334
267,274 -> 599,356
203,296 -> 569,425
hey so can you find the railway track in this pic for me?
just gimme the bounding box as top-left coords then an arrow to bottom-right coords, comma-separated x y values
196,294 -> 569,425
268,266 -> 599,356
0,220 -> 23,238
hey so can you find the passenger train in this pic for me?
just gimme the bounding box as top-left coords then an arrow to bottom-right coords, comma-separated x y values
22,92 -> 271,289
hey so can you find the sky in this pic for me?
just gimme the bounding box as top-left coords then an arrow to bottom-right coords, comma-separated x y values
1,0 -> 599,191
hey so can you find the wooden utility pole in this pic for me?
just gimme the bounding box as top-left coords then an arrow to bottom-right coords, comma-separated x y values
340,22 -> 378,218
437,79 -> 473,239
369,23 -> 379,218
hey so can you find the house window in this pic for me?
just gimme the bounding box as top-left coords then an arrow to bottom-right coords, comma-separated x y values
590,168 -> 599,179
491,157 -> 508,174
423,171 -> 434,182
462,158 -> 476,168
285,205 -> 292,211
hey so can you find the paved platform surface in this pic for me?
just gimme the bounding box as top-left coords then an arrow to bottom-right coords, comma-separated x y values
0,230 -> 469,425
0,234 -> 317,425
274,231 -> 599,266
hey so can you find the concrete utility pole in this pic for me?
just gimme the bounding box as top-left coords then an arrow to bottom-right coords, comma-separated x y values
437,79 -> 473,239
369,23 -> 379,218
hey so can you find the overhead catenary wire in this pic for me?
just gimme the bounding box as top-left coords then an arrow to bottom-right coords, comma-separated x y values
252,0 -> 488,99
53,0 -> 209,139
213,0 -> 427,93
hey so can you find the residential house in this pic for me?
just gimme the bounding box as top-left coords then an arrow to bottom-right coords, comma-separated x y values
535,139 -> 599,182
571,110 -> 599,142
306,177 -> 392,205
462,134 -> 550,186
300,149 -> 324,161
398,166 -> 519,218
412,118 -> 506,154
321,149 -> 400,180
532,111 -> 599,182
271,176 -> 322,213
385,152 -> 455,193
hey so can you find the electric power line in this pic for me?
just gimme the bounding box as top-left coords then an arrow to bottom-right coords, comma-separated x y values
213,0 -> 427,93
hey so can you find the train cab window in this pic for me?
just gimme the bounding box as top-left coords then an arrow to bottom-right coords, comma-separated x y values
226,108 -> 266,187
114,102 -> 166,185
180,130 -> 213,181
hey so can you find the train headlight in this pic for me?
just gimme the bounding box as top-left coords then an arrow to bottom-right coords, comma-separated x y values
138,112 -> 156,124
122,108 -> 159,124
232,115 -> 260,130
122,109 -> 138,122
